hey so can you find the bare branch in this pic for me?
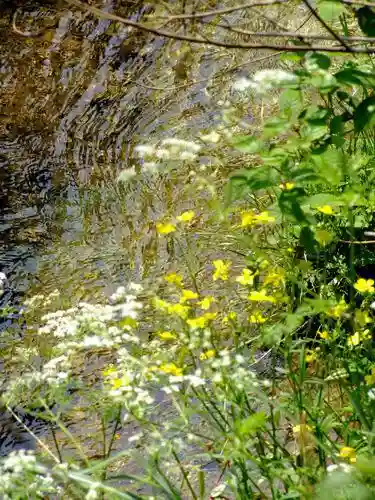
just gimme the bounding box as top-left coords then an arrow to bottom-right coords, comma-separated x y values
158,0 -> 288,21
64,0 -> 375,53
12,8 -> 47,37
214,24 -> 375,43
301,0 -> 352,51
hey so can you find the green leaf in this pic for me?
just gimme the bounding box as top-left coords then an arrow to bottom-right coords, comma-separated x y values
237,412 -> 266,435
311,148 -> 345,185
229,167 -> 279,192
280,89 -> 302,115
354,96 -> 375,133
300,226 -> 317,253
279,189 -> 308,223
334,69 -> 375,88
357,6 -> 375,36
317,0 -> 346,23
231,135 -> 263,153
305,52 -> 331,71
263,116 -> 291,138
330,115 -> 345,146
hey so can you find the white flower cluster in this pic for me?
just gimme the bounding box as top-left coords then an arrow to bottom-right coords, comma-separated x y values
233,70 -> 299,95
0,450 -> 58,499
133,137 -> 201,173
0,271 -> 7,298
38,285 -> 143,349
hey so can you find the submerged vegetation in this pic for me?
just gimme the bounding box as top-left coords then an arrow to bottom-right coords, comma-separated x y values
3,0 -> 375,499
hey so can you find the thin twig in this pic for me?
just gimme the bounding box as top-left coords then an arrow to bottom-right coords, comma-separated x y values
214,24 -> 375,43
6,405 -> 59,463
64,0 -> 375,53
159,0 -> 288,21
339,240 -> 375,244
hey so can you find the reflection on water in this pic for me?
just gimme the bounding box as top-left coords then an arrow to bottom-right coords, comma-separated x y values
0,0 -> 248,459
0,0 -> 232,297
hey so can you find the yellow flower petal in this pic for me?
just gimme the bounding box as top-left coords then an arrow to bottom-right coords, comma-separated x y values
316,205 -> 334,215
199,296 -> 215,310
236,268 -> 257,286
248,290 -> 275,303
165,273 -> 184,287
200,349 -> 216,360
176,210 -> 195,223
156,222 -> 176,234
180,289 -> 199,303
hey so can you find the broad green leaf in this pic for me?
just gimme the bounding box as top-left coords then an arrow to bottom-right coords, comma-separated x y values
357,6 -> 375,36
263,116 -> 291,138
317,0 -> 346,23
231,135 -> 263,153
229,167 -> 279,192
335,69 -> 375,88
305,52 -> 331,71
354,96 -> 375,132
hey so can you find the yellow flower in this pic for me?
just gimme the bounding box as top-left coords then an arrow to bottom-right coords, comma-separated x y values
236,268 -> 257,286
259,259 -> 270,269
292,424 -> 312,435
159,363 -> 183,377
158,331 -> 177,341
111,378 -> 124,389
354,278 -> 375,294
200,349 -> 216,360
249,312 -> 266,324
365,368 -> 375,385
153,297 -> 170,311
241,210 -> 256,227
316,205 -> 334,215
264,270 -> 285,288
165,273 -> 184,287
254,211 -> 276,224
199,296 -> 215,310
222,311 -> 237,323
339,446 -> 356,463
176,210 -> 195,223
305,350 -> 317,363
103,366 -> 117,377
327,299 -> 347,319
280,182 -> 295,190
355,310 -> 371,327
156,222 -> 176,234
168,303 -> 190,319
348,329 -> 371,347
212,260 -> 231,281
187,312 -> 217,329
248,290 -> 275,303
319,330 -> 330,340
180,289 -> 199,303
348,332 -> 360,347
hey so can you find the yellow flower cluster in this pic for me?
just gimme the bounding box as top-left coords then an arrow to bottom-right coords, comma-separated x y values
165,273 -> 184,287
241,210 -> 276,227
249,312 -> 266,324
339,446 -> 356,463
159,363 -> 183,377
212,260 -> 231,281
187,312 -> 217,329
156,211 -> 195,235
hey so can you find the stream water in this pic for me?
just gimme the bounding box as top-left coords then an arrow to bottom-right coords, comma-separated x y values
0,0 -> 273,467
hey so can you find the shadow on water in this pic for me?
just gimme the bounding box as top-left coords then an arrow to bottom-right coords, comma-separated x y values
0,0 -> 245,459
